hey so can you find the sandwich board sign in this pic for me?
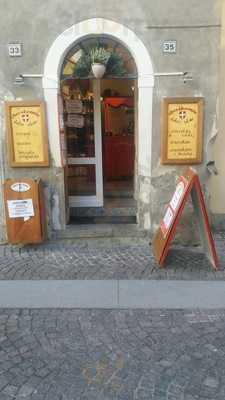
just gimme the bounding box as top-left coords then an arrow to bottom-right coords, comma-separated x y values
152,167 -> 219,270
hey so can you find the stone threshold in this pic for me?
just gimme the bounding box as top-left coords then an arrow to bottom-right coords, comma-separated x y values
0,280 -> 225,309
51,223 -> 149,245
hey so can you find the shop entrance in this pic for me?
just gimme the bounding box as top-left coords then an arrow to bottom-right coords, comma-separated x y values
43,18 -> 154,231
60,37 -> 137,223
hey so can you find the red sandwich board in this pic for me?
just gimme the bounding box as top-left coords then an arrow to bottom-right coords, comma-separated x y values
152,167 -> 219,270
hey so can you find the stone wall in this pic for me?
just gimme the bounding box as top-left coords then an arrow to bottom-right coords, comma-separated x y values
209,1 -> 225,230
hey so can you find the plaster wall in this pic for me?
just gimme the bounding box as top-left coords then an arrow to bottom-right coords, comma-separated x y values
209,0 -> 225,229
0,0 -> 221,242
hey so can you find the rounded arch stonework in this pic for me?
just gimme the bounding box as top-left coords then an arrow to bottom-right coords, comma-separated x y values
43,18 -> 154,229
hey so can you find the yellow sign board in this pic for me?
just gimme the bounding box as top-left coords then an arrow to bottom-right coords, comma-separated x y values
5,101 -> 49,167
161,98 -> 204,164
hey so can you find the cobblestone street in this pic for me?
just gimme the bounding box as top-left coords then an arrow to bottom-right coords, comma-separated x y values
0,234 -> 224,398
0,309 -> 224,400
0,232 -> 224,280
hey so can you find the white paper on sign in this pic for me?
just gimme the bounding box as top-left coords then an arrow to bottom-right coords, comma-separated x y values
66,114 -> 84,128
7,199 -> 34,219
163,207 -> 174,230
170,181 -> 185,211
65,99 -> 83,114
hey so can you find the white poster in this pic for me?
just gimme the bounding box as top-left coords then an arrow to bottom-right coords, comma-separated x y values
65,99 -> 83,114
7,199 -> 34,219
170,181 -> 185,211
163,206 -> 174,230
66,114 -> 84,128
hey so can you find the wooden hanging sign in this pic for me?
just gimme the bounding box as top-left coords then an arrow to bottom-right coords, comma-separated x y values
5,101 -> 49,167
161,97 -> 204,164
152,167 -> 219,270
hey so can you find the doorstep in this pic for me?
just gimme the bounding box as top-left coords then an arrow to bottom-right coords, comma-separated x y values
51,223 -> 149,246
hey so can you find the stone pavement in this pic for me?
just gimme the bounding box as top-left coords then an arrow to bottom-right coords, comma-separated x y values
0,233 -> 224,399
0,232 -> 224,280
0,309 -> 225,400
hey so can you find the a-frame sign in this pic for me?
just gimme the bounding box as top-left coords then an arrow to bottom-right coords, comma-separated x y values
152,167 -> 219,270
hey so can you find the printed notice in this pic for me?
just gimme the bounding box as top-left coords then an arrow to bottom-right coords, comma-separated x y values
170,181 -> 185,211
160,206 -> 174,237
65,99 -> 83,114
66,114 -> 84,128
163,207 -> 174,230
167,103 -> 198,160
7,199 -> 34,219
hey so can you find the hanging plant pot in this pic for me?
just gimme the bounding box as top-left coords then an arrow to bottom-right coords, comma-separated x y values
91,63 -> 106,79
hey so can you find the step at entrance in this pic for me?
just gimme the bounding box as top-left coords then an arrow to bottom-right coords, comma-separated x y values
70,216 -> 136,224
104,189 -> 133,199
52,224 -> 148,246
70,198 -> 137,224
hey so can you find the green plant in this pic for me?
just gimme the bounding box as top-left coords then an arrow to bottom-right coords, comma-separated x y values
90,47 -> 110,65
107,52 -> 126,76
73,46 -> 127,78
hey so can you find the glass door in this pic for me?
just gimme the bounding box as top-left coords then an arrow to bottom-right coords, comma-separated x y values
65,79 -> 103,207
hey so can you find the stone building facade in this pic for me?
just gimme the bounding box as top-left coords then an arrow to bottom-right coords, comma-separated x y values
0,0 -> 222,243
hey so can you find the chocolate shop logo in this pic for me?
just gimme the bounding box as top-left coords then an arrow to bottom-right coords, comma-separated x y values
12,110 -> 40,126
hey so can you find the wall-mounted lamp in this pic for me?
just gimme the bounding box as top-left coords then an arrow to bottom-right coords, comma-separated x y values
14,73 -> 43,85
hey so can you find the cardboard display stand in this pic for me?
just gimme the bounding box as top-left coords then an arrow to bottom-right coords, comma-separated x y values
152,167 -> 219,270
4,179 -> 46,244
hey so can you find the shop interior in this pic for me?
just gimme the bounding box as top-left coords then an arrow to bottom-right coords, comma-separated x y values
62,78 -> 135,195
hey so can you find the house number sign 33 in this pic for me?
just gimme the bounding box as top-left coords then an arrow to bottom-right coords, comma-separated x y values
8,43 -> 22,57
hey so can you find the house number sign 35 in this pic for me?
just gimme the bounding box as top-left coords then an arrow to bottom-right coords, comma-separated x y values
163,41 -> 177,54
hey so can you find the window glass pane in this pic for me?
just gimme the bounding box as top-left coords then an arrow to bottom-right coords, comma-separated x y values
67,165 -> 96,196
63,80 -> 95,158
61,37 -> 137,79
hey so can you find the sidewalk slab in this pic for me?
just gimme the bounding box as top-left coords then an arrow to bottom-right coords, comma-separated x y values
0,280 -> 225,308
0,280 -> 117,308
119,280 -> 225,308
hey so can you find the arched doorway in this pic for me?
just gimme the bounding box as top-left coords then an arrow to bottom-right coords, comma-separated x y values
43,18 -> 154,229
60,37 -> 137,223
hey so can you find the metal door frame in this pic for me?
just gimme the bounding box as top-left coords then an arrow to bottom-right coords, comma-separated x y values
68,79 -> 103,207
